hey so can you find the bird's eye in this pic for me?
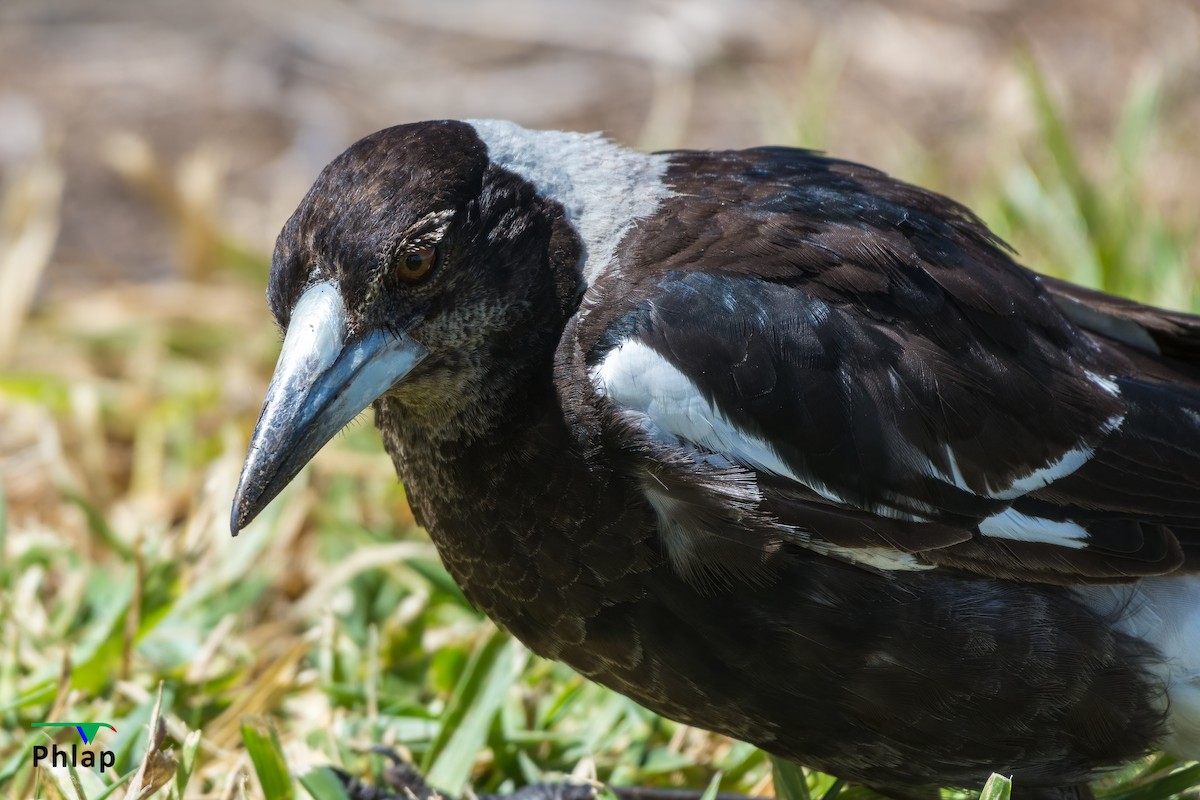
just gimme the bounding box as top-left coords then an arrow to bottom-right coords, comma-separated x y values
398,245 -> 439,283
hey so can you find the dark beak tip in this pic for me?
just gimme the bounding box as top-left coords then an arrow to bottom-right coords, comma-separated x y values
229,500 -> 245,537
230,466 -> 283,537
230,478 -> 259,537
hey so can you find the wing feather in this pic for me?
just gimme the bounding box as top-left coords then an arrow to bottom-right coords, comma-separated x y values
566,146 -> 1200,585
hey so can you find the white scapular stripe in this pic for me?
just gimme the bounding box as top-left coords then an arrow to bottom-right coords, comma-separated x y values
983,444 -> 1098,499
810,543 -> 933,572
592,339 -> 935,526
1086,370 -> 1122,397
925,398 -> 1123,501
976,509 -> 1089,548
593,340 -> 846,500
1076,577 -> 1200,759
468,120 -> 673,287
926,441 -> 1097,501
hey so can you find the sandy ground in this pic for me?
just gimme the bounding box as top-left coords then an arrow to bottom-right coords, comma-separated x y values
1,0 -> 1198,289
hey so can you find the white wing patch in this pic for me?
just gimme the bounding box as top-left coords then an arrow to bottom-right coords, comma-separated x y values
592,339 -> 852,506
921,376 -> 1123,501
593,342 -> 941,573
807,543 -> 934,572
925,437 -> 1111,501
594,340 -> 1121,557
977,509 -> 1089,549
982,445 -> 1100,499
467,120 -> 673,288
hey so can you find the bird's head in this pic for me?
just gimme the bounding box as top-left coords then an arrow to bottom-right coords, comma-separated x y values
230,120 -> 585,534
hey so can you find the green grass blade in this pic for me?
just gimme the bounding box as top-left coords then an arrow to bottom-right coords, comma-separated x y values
170,729 -> 202,800
60,491 -> 134,560
1020,55 -> 1101,234
298,765 -> 353,800
0,480 -> 7,578
979,773 -> 1012,800
771,755 -> 811,800
423,628 -> 529,795
817,778 -> 844,800
1103,763 -> 1200,800
90,769 -> 136,800
65,756 -> 88,800
699,771 -> 724,800
1114,72 -> 1162,182
242,719 -> 297,800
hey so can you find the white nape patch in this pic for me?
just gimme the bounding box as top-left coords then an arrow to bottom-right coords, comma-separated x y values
1075,577 -> 1200,759
592,339 -> 929,523
467,120 -> 672,286
977,509 -> 1089,549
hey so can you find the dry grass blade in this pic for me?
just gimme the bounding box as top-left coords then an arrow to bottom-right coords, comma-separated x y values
102,132 -> 228,282
123,682 -> 178,800
206,639 -> 313,751
0,146 -> 63,365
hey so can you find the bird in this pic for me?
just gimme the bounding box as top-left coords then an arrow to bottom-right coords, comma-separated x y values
230,119 -> 1200,800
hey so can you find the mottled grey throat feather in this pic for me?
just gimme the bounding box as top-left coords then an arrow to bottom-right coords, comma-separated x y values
233,119 -> 1200,798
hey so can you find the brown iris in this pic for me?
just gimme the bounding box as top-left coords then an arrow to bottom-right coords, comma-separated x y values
398,245 -> 438,283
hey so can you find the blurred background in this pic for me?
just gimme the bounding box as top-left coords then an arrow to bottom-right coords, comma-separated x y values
3,0 -> 1200,289
1,1 -> 1198,798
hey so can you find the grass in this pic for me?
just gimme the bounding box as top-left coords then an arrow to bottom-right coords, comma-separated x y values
1,62 -> 1198,800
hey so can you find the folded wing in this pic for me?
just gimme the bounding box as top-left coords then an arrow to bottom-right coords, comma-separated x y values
569,147 -> 1200,587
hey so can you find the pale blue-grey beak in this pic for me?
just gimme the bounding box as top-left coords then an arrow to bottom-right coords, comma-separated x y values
231,281 -> 428,534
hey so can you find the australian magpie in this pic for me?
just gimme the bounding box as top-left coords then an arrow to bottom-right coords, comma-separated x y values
231,120 -> 1200,799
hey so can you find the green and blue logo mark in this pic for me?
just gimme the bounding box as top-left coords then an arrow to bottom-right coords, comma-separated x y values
31,721 -> 117,744
31,721 -> 119,773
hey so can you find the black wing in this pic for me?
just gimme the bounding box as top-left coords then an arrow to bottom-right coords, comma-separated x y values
566,146 -> 1200,586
